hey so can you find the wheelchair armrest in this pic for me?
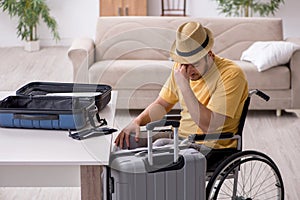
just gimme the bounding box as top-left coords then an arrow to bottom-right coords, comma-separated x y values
188,132 -> 234,142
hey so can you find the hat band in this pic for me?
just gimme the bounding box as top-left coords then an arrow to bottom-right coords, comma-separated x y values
176,34 -> 209,57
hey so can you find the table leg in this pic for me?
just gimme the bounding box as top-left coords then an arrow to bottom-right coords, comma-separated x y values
81,165 -> 103,200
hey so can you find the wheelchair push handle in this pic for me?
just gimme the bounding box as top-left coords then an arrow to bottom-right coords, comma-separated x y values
249,89 -> 270,101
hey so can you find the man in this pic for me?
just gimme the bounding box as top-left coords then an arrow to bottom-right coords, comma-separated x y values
115,21 -> 248,150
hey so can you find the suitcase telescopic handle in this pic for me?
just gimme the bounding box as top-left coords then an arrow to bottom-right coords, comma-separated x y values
146,120 -> 180,165
146,120 -> 180,130
13,113 -> 59,120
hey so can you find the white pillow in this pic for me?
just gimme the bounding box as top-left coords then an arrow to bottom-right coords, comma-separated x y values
240,41 -> 300,72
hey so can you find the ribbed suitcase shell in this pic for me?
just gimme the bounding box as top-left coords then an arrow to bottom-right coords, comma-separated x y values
106,147 -> 206,200
0,96 -> 95,130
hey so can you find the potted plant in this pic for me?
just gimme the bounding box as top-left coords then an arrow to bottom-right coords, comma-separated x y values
0,0 -> 60,51
213,0 -> 285,17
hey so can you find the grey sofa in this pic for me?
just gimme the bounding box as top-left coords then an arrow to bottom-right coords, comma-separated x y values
68,16 -> 300,115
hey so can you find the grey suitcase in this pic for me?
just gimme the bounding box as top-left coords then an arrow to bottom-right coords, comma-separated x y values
105,120 -> 206,200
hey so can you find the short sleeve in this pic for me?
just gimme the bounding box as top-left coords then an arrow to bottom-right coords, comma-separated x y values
159,64 -> 180,105
207,70 -> 248,118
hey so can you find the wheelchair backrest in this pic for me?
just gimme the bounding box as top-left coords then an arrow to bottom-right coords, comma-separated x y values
235,96 -> 251,149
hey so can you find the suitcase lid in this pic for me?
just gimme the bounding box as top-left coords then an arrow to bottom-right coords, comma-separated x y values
16,82 -> 112,110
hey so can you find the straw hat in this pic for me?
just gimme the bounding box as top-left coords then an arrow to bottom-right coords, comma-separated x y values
170,21 -> 214,64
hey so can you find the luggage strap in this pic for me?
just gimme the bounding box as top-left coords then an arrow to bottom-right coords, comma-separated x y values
68,125 -> 117,140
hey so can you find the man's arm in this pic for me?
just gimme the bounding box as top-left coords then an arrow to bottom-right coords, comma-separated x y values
114,97 -> 174,149
178,83 -> 227,133
135,97 -> 174,126
174,64 -> 227,133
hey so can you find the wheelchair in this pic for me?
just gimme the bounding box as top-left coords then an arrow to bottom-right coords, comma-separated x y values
162,89 -> 285,200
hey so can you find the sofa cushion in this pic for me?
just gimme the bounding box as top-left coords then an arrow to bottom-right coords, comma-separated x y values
89,59 -> 290,92
89,60 -> 173,90
234,60 -> 290,90
240,41 -> 300,72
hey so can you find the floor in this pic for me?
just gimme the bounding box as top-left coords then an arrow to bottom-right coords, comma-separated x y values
0,46 -> 299,199
0,46 -> 73,91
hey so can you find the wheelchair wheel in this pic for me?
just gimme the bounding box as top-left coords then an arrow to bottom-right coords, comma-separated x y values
206,150 -> 284,200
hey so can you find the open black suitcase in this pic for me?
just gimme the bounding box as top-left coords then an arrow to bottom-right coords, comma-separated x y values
0,82 -> 112,130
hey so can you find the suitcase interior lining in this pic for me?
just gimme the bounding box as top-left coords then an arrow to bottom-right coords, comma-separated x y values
0,96 -> 92,111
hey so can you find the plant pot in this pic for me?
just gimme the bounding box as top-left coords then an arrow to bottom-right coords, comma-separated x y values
24,40 -> 40,52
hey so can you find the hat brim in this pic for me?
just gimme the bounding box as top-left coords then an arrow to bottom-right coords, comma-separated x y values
170,27 -> 214,64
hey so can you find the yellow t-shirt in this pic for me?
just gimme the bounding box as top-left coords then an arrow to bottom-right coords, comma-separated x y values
159,56 -> 248,149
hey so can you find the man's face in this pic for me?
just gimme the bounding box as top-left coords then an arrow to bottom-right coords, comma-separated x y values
181,55 -> 209,81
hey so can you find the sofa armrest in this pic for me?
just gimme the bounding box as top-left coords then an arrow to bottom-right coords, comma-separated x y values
67,38 -> 95,83
285,37 -> 300,108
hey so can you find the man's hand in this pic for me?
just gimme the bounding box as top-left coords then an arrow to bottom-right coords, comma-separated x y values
114,97 -> 174,149
174,64 -> 190,90
114,120 -> 140,149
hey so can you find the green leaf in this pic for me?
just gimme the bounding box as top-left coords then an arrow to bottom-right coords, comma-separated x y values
0,0 -> 60,41
213,0 -> 284,17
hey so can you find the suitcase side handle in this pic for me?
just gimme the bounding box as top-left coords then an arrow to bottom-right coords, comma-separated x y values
13,113 -> 59,120
146,119 -> 180,165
